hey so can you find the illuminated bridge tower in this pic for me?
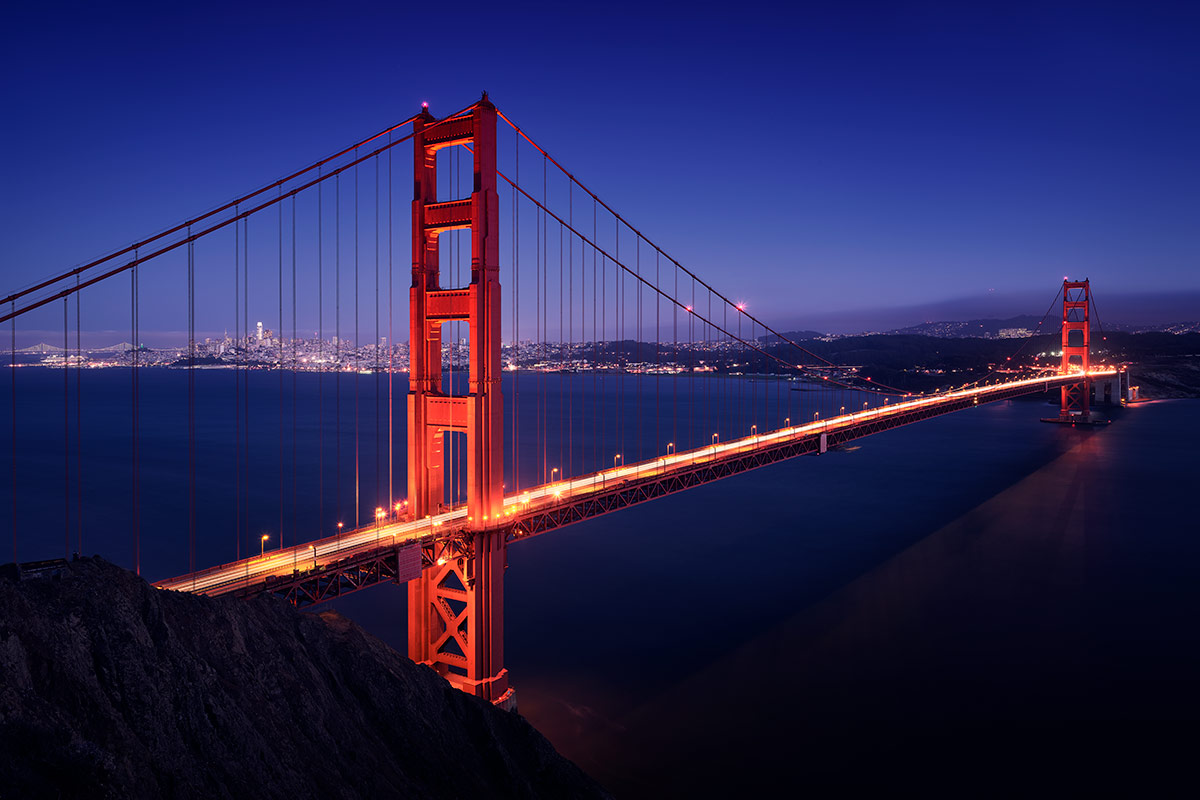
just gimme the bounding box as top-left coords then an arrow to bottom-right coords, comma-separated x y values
407,96 -> 510,706
1059,279 -> 1091,421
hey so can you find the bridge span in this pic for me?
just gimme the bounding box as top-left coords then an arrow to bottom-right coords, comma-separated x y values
6,94 -> 1125,708
158,368 -> 1117,603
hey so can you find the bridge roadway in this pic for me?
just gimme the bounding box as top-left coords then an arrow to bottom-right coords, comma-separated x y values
156,369 -> 1116,605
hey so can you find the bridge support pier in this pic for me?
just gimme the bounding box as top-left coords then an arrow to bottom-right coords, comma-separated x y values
407,95 -> 511,708
407,531 -> 511,706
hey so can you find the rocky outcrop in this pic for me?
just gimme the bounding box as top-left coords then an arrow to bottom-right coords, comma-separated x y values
0,558 -> 608,799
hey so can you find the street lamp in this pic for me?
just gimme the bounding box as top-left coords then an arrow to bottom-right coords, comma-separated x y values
260,534 -> 269,557
840,406 -> 845,415
750,424 -> 757,437
712,433 -> 719,445
785,417 -> 790,427
814,411 -> 819,421
551,467 -> 559,482
614,453 -> 622,469
667,442 -> 675,455
863,402 -> 868,410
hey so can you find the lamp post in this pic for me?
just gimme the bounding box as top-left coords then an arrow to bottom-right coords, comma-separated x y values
712,433 -> 719,445
551,467 -> 559,483
667,442 -> 674,456
614,453 -> 622,470
260,534 -> 269,558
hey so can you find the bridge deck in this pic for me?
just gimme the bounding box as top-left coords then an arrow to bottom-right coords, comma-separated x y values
156,370 -> 1116,603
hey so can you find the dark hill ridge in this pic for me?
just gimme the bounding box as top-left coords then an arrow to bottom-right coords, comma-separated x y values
0,557 -> 609,799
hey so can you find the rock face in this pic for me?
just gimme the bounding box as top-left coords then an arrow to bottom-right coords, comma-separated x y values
0,558 -> 609,799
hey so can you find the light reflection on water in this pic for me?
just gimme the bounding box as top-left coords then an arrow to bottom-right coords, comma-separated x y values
5,368 -> 1197,793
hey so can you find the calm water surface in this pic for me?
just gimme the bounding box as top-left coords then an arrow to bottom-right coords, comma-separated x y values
3,369 -> 1197,794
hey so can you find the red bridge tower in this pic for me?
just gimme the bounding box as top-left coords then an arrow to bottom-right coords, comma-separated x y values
1059,279 -> 1090,420
407,96 -> 511,707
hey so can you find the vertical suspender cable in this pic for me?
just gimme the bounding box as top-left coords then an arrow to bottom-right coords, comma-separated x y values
588,200 -> 592,472
568,184 -> 573,478
10,301 -> 15,564
635,238 -> 641,462
234,211 -> 240,560
374,156 -> 380,514
188,229 -> 196,576
512,130 -> 519,492
558,212 -> 563,477
387,137 -> 393,512
536,153 -> 542,483
354,153 -> 360,528
63,297 -> 69,559
243,222 -> 249,557
318,177 -> 324,533
278,190 -> 285,550
615,218 -> 621,463
291,196 -> 297,569
132,254 -> 139,575
75,277 -> 81,556
335,174 -> 342,540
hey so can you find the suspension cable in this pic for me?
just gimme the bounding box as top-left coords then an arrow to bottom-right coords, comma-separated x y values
496,109 -> 847,373
1,105 -> 481,326
0,113 -> 425,309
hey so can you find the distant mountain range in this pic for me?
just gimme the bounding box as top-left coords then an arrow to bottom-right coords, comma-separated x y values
774,289 -> 1200,336
771,316 -> 1200,341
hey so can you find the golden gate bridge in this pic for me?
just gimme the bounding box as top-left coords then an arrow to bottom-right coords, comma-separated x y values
2,94 -> 1123,710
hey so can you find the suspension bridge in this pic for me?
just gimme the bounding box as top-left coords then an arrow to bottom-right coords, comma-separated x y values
3,95 -> 1123,709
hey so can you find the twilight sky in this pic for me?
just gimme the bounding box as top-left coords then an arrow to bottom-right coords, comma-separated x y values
2,1 -> 1197,334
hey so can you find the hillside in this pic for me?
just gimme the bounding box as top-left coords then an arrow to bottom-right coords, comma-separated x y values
0,557 -> 609,799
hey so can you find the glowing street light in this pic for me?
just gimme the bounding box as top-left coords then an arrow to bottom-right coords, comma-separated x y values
840,406 -> 845,415
667,442 -> 675,455
814,411 -> 819,421
750,424 -> 757,437
551,467 -> 559,482
712,433 -> 719,445
614,453 -> 622,469
784,417 -> 790,427
260,534 -> 269,557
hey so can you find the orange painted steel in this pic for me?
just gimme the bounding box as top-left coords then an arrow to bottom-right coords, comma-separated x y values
406,97 -> 509,705
1059,279 -> 1091,420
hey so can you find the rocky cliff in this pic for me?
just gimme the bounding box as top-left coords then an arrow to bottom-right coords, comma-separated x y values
0,558 -> 609,799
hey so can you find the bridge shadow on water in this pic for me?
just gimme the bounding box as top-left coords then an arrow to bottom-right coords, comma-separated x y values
477,397 -> 1200,796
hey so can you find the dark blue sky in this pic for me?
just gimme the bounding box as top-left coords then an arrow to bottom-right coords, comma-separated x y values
2,1 -> 1197,333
